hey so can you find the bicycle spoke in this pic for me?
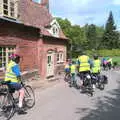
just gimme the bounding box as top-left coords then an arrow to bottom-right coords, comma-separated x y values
0,94 -> 15,120
24,85 -> 35,108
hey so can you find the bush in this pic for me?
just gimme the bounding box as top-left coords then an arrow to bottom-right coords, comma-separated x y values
85,49 -> 120,57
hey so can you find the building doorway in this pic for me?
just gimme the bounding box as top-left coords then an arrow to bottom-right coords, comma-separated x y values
47,51 -> 54,77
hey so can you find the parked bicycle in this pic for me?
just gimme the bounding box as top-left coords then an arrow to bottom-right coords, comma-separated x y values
0,80 -> 35,120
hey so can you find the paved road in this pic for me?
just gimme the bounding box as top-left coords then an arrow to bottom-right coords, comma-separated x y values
9,70 -> 120,120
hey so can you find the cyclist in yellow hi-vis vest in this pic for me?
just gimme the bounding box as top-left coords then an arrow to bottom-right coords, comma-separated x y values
92,55 -> 101,74
91,55 -> 102,89
107,57 -> 113,70
78,52 -> 91,85
4,54 -> 25,114
70,61 -> 76,87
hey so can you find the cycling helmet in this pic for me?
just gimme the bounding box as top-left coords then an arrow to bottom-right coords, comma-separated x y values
9,54 -> 20,62
93,54 -> 98,60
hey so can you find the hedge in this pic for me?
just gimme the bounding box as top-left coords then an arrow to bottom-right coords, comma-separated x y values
85,49 -> 120,57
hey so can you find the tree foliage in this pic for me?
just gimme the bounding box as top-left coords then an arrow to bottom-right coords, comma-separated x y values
102,11 -> 119,49
56,11 -> 120,57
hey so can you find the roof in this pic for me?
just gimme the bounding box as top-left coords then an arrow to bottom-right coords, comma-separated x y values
19,0 -> 52,28
40,27 -> 68,40
0,16 -> 22,24
0,16 -> 40,31
19,0 -> 68,40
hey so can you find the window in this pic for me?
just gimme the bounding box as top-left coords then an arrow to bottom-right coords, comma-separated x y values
53,27 -> 56,35
47,56 -> 51,64
2,0 -> 17,19
57,53 -> 59,62
10,1 -> 15,17
52,26 -> 59,36
0,46 -> 16,69
3,0 -> 8,16
57,52 -> 64,63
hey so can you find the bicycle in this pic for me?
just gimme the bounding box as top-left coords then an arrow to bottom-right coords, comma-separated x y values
0,80 -> 35,120
79,72 -> 94,97
64,71 -> 71,82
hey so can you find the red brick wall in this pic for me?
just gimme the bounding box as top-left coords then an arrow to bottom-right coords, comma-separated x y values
0,21 -> 67,80
41,37 -> 67,78
37,38 -> 44,79
0,22 -> 39,77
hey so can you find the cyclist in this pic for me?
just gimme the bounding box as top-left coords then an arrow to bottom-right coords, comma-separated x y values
4,54 -> 25,114
102,56 -> 109,70
64,59 -> 71,81
91,55 -> 101,86
70,61 -> 76,87
92,55 -> 101,75
107,57 -> 113,70
78,52 -> 91,86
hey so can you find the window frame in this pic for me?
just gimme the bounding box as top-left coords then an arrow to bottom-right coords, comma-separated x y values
0,46 -> 16,70
2,0 -> 18,19
56,52 -> 64,64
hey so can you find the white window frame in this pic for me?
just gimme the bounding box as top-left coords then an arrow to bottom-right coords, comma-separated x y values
0,46 -> 16,70
1,0 -> 18,19
57,52 -> 64,63
52,26 -> 59,37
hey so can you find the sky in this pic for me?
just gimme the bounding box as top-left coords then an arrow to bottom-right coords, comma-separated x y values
34,0 -> 120,29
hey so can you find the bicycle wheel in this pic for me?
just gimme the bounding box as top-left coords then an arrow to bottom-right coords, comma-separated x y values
0,94 -> 15,120
23,85 -> 35,108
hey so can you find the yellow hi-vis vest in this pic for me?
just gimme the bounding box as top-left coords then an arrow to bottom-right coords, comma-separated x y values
5,60 -> 19,83
78,55 -> 90,72
92,59 -> 101,73
108,58 -> 112,64
70,64 -> 76,73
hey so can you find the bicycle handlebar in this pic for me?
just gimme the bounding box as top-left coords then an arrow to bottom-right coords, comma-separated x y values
0,81 -> 11,85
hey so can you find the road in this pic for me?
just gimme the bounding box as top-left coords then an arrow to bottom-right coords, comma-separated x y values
9,70 -> 120,120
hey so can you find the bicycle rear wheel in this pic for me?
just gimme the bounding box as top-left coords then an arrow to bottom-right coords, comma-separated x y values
23,85 -> 35,108
0,94 -> 15,120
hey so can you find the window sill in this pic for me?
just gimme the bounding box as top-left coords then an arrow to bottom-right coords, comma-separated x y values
0,68 -> 5,72
57,61 -> 64,64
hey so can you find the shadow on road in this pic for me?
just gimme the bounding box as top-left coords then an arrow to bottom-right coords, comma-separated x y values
76,81 -> 120,120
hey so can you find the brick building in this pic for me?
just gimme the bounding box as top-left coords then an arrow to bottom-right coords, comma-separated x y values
0,0 -> 68,80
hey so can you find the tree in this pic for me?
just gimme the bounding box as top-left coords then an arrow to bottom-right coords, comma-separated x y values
86,24 -> 97,49
96,26 -> 105,49
102,11 -> 119,49
56,17 -> 109,57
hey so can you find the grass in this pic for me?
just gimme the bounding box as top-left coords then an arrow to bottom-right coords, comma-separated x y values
112,56 -> 120,66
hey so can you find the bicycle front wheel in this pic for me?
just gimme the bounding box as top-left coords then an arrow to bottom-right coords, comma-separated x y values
23,85 -> 35,108
0,94 -> 15,120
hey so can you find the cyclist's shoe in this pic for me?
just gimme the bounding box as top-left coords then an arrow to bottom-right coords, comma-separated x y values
17,107 -> 27,115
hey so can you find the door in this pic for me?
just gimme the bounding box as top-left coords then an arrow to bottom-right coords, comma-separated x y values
47,52 -> 54,77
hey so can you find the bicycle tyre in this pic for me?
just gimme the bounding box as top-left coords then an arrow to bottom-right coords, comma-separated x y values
0,93 -> 15,120
99,83 -> 105,90
23,85 -> 35,108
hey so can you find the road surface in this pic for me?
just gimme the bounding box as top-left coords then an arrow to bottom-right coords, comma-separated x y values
9,70 -> 120,120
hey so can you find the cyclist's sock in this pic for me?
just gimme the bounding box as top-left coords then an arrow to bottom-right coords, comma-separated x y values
18,102 -> 22,108
19,89 -> 24,108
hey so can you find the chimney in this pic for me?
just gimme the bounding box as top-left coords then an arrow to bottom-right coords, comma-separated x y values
41,0 -> 49,11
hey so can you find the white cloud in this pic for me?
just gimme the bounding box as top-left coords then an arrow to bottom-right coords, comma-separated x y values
50,0 -> 119,27
113,0 -> 120,5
